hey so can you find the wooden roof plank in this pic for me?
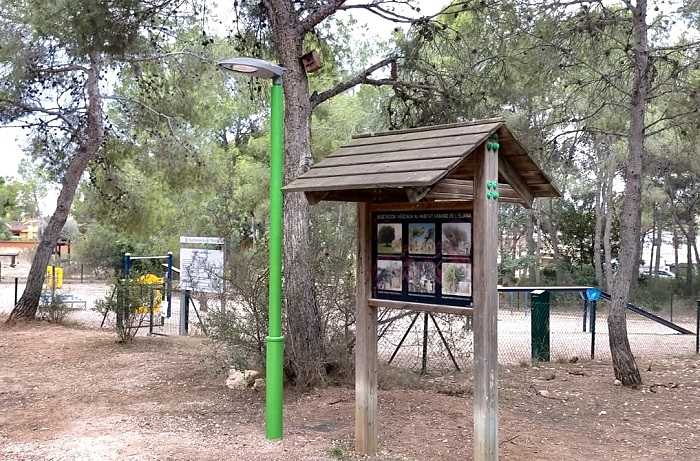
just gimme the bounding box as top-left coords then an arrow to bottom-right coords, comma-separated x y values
329,133 -> 486,157
497,126 -> 560,196
427,191 -> 525,205
311,145 -> 469,168
348,122 -> 501,147
429,179 -> 524,201
498,155 -> 533,208
354,118 -> 503,139
302,157 -> 463,179
285,169 -> 445,192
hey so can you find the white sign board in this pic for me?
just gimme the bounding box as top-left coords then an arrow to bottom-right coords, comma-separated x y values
180,237 -> 225,294
180,236 -> 225,245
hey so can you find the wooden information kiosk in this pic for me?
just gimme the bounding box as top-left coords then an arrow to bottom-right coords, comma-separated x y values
285,118 -> 559,459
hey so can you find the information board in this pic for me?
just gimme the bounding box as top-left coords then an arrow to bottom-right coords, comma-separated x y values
373,211 -> 472,306
180,236 -> 225,293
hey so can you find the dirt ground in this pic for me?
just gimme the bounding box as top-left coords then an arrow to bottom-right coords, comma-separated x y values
1,321 -> 699,461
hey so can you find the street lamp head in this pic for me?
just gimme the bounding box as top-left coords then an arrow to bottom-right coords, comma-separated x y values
218,57 -> 285,82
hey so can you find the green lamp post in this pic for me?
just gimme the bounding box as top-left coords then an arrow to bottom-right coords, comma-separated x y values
217,57 -> 285,440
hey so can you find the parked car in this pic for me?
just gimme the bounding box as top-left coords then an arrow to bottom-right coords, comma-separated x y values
639,267 -> 676,279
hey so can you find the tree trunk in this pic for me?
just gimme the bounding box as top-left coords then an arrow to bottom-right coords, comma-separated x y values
653,212 -> 662,275
608,1 -> 647,387
535,213 -> 542,285
266,0 -> 326,386
686,228 -> 695,294
692,223 -> 700,289
673,218 -> 679,273
648,206 -> 656,276
631,233 -> 642,290
548,201 -> 561,285
594,169 -> 605,286
603,173 -> 614,292
7,54 -> 103,322
526,209 -> 537,283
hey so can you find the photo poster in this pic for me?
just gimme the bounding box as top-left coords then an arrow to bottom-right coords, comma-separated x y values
373,212 -> 472,306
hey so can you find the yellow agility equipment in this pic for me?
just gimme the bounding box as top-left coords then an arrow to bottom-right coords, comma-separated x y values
133,273 -> 163,315
46,266 -> 64,289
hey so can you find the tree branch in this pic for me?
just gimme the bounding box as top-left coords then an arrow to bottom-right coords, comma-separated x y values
338,3 -> 418,24
122,50 -> 212,64
104,94 -> 195,155
309,56 -> 396,108
35,64 -> 89,74
645,108 -> 700,137
363,77 -> 420,89
0,98 -> 80,128
299,0 -> 347,33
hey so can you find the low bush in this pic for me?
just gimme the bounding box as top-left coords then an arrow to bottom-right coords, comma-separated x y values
38,294 -> 71,323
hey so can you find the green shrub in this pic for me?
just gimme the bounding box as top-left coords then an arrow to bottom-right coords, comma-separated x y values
38,295 -> 71,323
205,248 -> 269,370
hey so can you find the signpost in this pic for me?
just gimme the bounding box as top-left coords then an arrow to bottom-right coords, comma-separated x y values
284,118 -> 561,459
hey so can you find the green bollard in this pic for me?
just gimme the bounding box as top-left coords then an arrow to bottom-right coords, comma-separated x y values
531,290 -> 550,362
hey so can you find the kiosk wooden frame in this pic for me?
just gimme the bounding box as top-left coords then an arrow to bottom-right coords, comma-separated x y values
285,118 -> 559,459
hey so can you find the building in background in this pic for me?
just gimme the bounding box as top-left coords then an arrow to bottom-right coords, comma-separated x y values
5,218 -> 40,240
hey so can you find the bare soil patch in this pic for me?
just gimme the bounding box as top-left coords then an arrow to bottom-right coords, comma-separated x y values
1,321 -> 699,460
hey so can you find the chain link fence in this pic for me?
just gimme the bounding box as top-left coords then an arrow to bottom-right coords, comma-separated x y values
377,291 -> 700,374
0,276 -> 208,338
2,274 -> 697,372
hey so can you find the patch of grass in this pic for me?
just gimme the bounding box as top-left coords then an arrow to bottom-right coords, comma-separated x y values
378,364 -> 424,390
327,442 -> 351,460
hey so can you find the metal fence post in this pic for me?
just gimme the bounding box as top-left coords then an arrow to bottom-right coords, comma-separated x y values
51,265 -> 56,306
179,290 -> 190,336
531,289 -> 550,362
582,298 -> 588,332
670,293 -> 673,323
116,282 -> 124,332
166,252 -> 173,318
14,277 -> 18,306
148,288 -> 155,336
590,300 -> 597,359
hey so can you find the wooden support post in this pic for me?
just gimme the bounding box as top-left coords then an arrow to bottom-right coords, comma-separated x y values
355,202 -> 377,455
473,142 -> 499,460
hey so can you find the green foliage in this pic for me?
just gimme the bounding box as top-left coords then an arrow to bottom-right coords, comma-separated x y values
0,177 -> 19,238
632,277 -> 700,312
206,248 -> 269,370
38,294 -> 71,324
3,0 -> 697,376
0,0 -> 193,178
326,444 -> 351,461
73,223 -> 157,274
0,174 -> 44,238
95,278 -> 162,342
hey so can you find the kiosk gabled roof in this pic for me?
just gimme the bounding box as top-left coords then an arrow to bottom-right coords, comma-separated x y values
284,118 -> 559,203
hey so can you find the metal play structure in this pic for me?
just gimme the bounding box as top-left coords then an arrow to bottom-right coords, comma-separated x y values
122,252 -> 174,318
100,252 -> 175,336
